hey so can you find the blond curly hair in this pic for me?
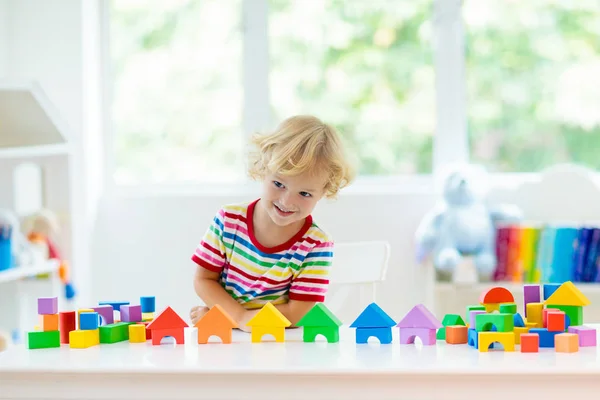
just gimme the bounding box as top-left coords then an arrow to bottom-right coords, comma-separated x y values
248,115 -> 355,198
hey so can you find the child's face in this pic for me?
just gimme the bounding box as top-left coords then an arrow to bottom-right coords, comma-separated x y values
261,169 -> 328,227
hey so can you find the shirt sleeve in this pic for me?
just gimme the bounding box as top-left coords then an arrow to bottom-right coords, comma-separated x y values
191,209 -> 227,273
289,240 -> 333,302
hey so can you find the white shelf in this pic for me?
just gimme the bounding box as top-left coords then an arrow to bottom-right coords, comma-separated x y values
0,260 -> 60,284
0,143 -> 71,160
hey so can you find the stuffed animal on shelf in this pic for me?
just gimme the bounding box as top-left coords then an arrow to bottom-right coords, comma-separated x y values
415,164 -> 523,282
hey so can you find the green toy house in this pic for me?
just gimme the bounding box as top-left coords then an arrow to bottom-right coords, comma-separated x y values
296,303 -> 343,343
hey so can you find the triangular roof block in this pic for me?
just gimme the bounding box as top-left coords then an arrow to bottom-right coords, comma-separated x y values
397,304 -> 442,329
350,303 -> 396,328
545,281 -> 590,306
146,306 -> 189,330
195,304 -> 238,329
246,303 -> 291,328
440,313 -> 465,327
296,303 -> 342,328
479,287 -> 514,305
0,80 -> 71,148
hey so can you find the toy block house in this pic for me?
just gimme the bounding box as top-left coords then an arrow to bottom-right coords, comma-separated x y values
296,303 -> 343,343
195,304 -> 238,344
246,303 -> 291,343
544,281 -> 590,327
397,304 -> 442,346
146,306 -> 189,345
350,303 -> 396,344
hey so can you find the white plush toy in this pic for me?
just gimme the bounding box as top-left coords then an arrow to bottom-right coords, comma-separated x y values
415,164 -> 523,281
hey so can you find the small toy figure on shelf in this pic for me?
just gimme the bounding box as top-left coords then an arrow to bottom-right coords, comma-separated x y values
0,209 -> 35,270
22,209 -> 76,300
415,164 -> 523,282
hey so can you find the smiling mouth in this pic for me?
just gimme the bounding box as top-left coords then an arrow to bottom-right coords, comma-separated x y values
274,203 -> 295,215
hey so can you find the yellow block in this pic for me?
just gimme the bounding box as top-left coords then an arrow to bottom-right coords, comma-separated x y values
526,303 -> 543,326
513,327 -> 529,344
484,303 -> 500,313
251,326 -> 285,343
129,324 -> 146,343
77,308 -> 95,329
246,303 -> 291,328
69,329 -> 100,349
478,332 -> 515,352
544,281 -> 590,306
142,312 -> 154,321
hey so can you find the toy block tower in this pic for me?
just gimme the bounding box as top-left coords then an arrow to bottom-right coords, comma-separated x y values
141,296 -> 156,321
397,304 -> 442,345
436,314 -> 465,340
69,311 -> 100,349
246,303 -> 291,343
350,303 -> 396,344
28,297 -> 61,349
544,281 -> 590,327
195,304 -> 238,344
296,303 -> 343,343
146,306 -> 188,345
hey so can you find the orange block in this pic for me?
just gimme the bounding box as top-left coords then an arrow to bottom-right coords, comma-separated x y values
195,304 -> 238,344
547,311 -> 566,332
555,333 -> 579,353
39,313 -> 59,331
445,325 -> 468,344
520,333 -> 539,353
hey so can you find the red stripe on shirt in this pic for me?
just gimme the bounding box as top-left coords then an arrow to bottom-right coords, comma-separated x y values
289,292 -> 325,302
191,254 -> 223,273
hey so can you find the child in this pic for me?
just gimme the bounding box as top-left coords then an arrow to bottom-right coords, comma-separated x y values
190,115 -> 354,331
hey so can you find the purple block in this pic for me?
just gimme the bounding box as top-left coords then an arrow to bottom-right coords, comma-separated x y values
469,310 -> 486,328
120,304 -> 142,322
523,285 -> 540,318
93,305 -> 114,325
37,297 -> 58,315
399,327 -> 436,345
568,326 -> 597,347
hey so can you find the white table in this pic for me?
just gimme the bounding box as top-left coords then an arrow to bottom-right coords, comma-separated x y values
1,325 -> 600,400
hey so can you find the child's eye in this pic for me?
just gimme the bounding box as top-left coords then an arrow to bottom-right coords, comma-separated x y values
300,191 -> 312,198
273,181 -> 284,188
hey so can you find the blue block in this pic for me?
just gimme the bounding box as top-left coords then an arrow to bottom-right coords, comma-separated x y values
513,313 -> 525,327
543,284 -> 561,300
140,296 -> 156,313
529,328 -> 560,348
99,301 -> 130,312
355,327 -> 393,344
80,312 -> 99,330
468,328 -> 478,349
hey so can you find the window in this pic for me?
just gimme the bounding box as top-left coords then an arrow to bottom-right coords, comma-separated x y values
269,0 -> 434,175
465,0 -> 600,172
109,0 -> 244,184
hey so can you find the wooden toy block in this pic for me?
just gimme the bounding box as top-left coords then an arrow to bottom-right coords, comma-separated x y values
543,283 -> 561,300
355,327 -> 393,344
120,305 -> 142,322
77,308 -> 94,329
142,312 -> 154,321
39,313 -> 59,331
547,311 -> 566,332
146,306 -> 189,345
476,313 -> 513,332
513,327 -> 529,344
195,304 -> 239,344
436,314 -> 465,340
400,327 -> 436,345
555,333 -> 579,353
246,303 -> 291,344
99,322 -> 133,343
499,303 -> 517,314
529,328 -> 561,348
59,311 -> 76,344
467,328 -> 479,348
397,304 -> 441,346
478,332 -> 515,352
350,302 -> 396,328
526,303 -> 543,327
523,284 -> 540,317
37,297 -> 58,315
543,308 -> 559,327
465,305 -> 486,324
80,312 -> 99,330
446,325 -> 468,344
546,305 -> 581,326
140,296 -> 156,313
479,287 -> 514,304
98,301 -> 130,312
568,326 -> 597,347
469,310 -> 486,328
544,281 -> 590,306
142,321 -> 152,339
27,330 -> 60,349
513,313 -> 525,327
92,305 -> 114,325
296,303 -> 342,343
520,333 -> 539,352
484,304 -> 500,313
69,329 -> 100,349
129,324 -> 146,343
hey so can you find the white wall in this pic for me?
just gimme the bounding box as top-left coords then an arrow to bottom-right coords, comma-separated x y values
0,0 -> 7,76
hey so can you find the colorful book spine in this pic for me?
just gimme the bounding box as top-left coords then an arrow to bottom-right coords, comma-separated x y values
493,226 -> 511,281
584,228 -> 600,282
520,226 -> 541,283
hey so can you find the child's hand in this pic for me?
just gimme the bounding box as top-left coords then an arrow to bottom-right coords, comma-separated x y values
189,305 -> 209,325
237,309 -> 260,333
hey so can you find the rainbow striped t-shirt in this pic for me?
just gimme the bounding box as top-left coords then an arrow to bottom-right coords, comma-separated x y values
191,199 -> 333,309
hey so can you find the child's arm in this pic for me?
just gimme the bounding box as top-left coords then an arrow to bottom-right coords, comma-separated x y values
274,301 -> 316,326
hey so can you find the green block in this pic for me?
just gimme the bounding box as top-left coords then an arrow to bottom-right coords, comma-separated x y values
466,305 -> 486,324
499,303 -> 517,314
302,326 -> 340,343
296,303 -> 342,327
99,322 -> 133,343
476,313 -> 513,332
28,330 -> 60,349
437,314 -> 466,340
547,305 -> 583,327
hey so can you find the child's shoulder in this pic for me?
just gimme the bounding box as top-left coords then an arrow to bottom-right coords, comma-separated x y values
304,218 -> 334,247
213,200 -> 253,220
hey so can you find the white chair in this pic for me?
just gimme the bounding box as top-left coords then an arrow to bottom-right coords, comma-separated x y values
325,241 -> 390,319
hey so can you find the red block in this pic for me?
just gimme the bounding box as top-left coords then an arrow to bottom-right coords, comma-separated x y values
521,333 -> 539,353
59,311 -> 76,344
547,311 -> 566,332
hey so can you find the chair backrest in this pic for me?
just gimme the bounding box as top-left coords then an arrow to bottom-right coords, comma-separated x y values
325,241 -> 391,319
